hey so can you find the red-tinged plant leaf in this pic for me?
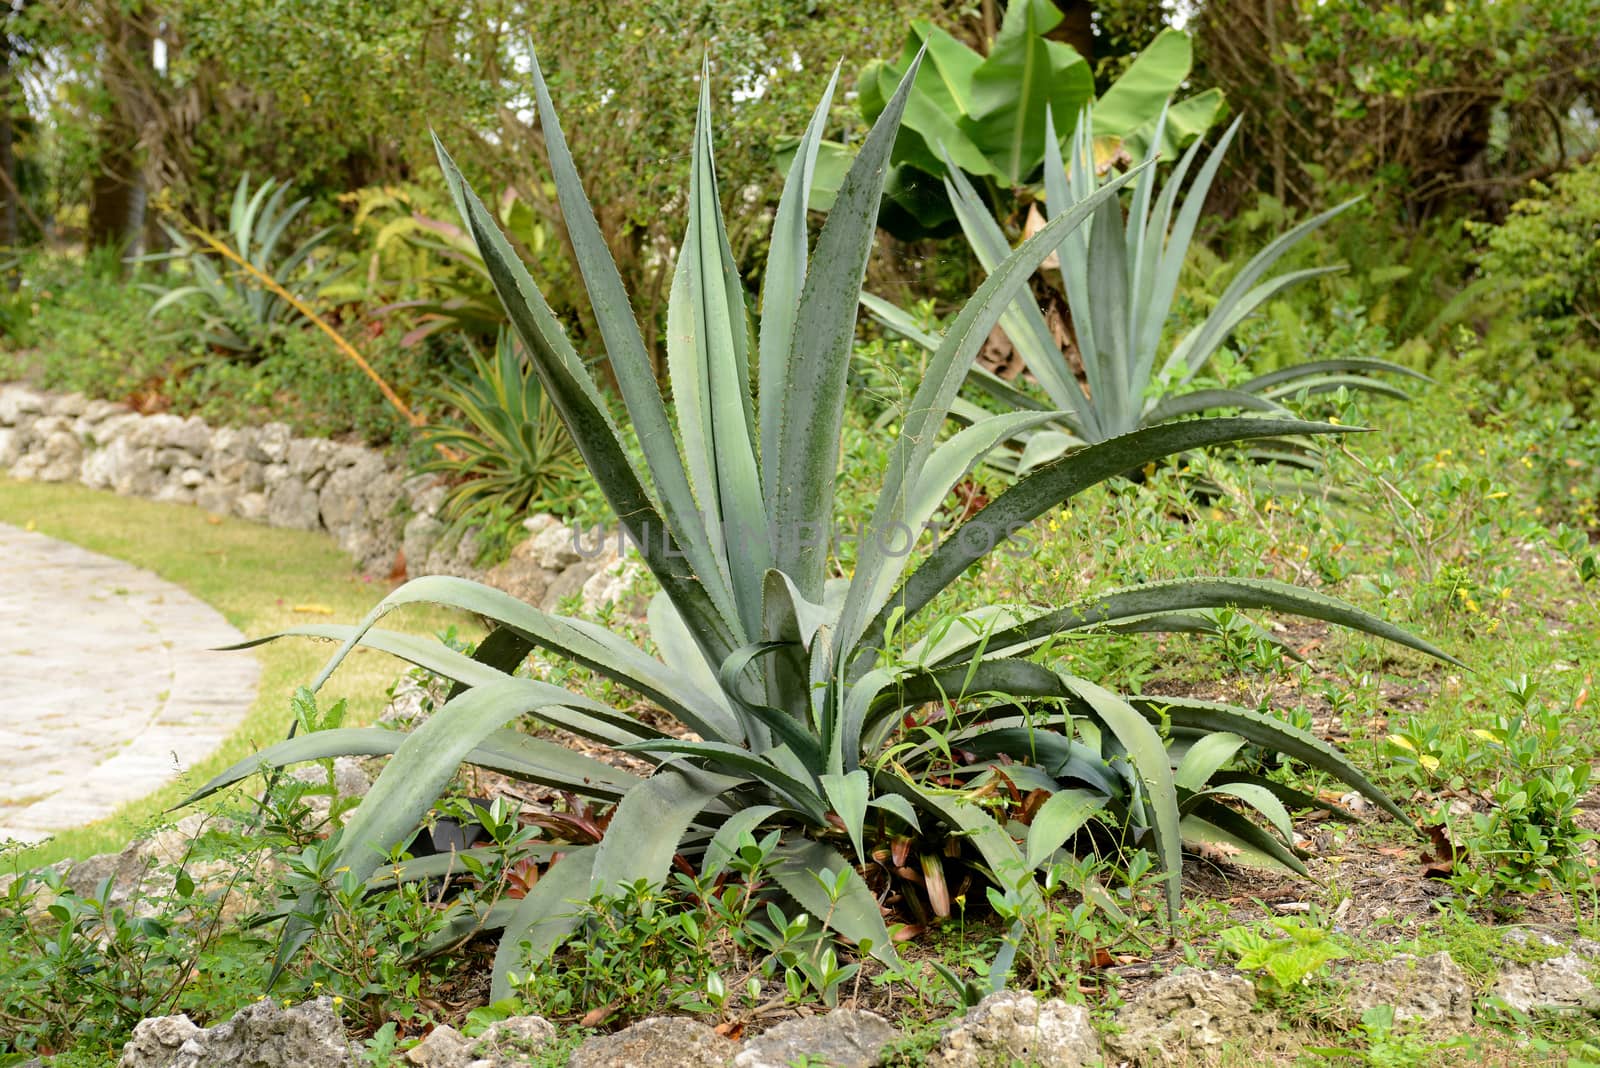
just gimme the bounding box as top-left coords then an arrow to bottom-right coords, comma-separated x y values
504,855 -> 542,899
923,853 -> 951,917
1020,788 -> 1051,825
890,836 -> 913,869
892,924 -> 925,943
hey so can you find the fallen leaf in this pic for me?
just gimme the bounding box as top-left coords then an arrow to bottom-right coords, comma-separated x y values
1419,822 -> 1467,878
206,514 -> 223,525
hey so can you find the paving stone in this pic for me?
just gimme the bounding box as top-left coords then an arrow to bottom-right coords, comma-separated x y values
0,523 -> 258,842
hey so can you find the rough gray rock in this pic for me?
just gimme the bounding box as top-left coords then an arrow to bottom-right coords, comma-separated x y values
117,1013 -> 202,1068
934,990 -> 1102,1067
0,384 -> 46,422
475,1015 -> 557,1056
179,997 -> 354,1067
733,1010 -> 900,1067
1107,970 -> 1269,1065
402,1024 -> 476,1067
485,543 -> 556,606
1343,952 -> 1473,1033
567,1017 -> 734,1068
1490,931 -> 1600,1015
267,477 -> 324,530
118,999 -> 353,1068
525,515 -> 582,569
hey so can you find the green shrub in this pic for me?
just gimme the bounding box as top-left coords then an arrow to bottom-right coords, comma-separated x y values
1469,159 -> 1600,413
0,250 -> 200,401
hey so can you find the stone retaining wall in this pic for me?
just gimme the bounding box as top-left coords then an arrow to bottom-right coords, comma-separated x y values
0,383 -> 641,616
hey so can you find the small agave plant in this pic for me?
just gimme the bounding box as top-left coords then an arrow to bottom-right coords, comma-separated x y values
865,107 -> 1429,474
186,54 -> 1455,997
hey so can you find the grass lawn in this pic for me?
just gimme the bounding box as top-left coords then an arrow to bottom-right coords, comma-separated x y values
0,477 -> 476,867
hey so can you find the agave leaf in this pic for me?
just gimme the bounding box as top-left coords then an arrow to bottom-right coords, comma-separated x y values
1238,358 -> 1432,395
526,55 -> 719,603
434,138 -> 740,666
1131,695 -> 1411,826
770,838 -> 900,967
1168,201 -> 1359,383
490,845 -> 597,1000
820,769 -> 872,865
618,739 -> 827,823
941,159 -> 1091,430
591,763 -> 743,895
1180,805 -> 1307,875
1059,674 -> 1182,921
1142,389 -> 1285,424
770,48 -> 922,601
859,292 -> 941,351
1193,781 -> 1296,845
1025,787 -> 1107,869
962,576 -> 1461,668
1210,771 -> 1357,823
306,575 -> 742,745
330,680 -> 581,888
1173,732 -> 1247,792
669,73 -> 768,635
701,804 -> 783,878
178,728 -> 412,807
1015,430 -> 1080,474
859,418 -> 1354,666
1259,375 -> 1414,403
761,66 -> 839,497
835,163 -> 1148,659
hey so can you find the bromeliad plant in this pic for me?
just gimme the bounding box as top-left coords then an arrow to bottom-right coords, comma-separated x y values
417,330 -> 585,531
866,108 -> 1428,473
141,175 -> 342,356
183,55 -> 1455,998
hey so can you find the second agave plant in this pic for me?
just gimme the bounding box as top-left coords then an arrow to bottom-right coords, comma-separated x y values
866,105 -> 1429,474
185,53 -> 1456,997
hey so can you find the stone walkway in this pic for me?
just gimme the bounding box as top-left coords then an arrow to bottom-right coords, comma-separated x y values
0,523 -> 258,844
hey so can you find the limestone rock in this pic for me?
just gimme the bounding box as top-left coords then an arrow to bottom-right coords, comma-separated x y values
0,385 -> 47,422
526,516 -> 582,569
254,422 -> 292,464
117,1013 -> 201,1068
403,1024 -> 475,1067
238,491 -> 269,523
734,1010 -> 900,1067
48,391 -> 88,417
1107,970 -> 1268,1065
934,990 -> 1102,1067
1344,952 -> 1473,1034
1491,932 -> 1600,1015
267,477 -> 323,530
567,1017 -> 734,1068
472,1016 -> 557,1061
169,997 -> 353,1067
580,556 -> 645,615
403,513 -> 449,576
541,560 -> 597,612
